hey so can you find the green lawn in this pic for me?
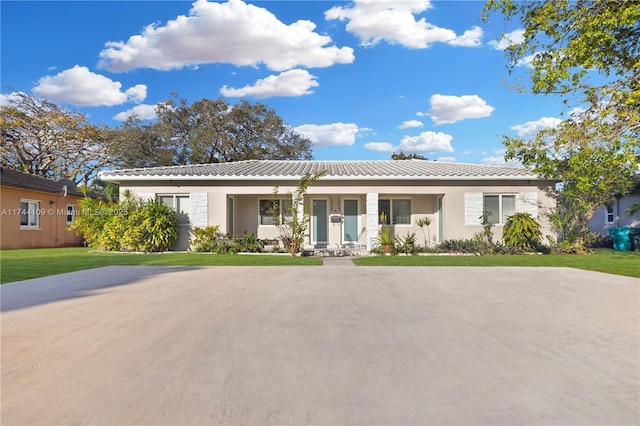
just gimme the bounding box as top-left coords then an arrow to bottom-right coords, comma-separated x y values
1,247 -> 638,284
0,247 -> 321,284
354,249 -> 640,278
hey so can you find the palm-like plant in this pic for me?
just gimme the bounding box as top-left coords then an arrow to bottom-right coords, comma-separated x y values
416,216 -> 432,247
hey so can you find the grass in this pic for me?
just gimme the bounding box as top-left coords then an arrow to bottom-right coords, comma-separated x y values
354,249 -> 640,278
1,247 -> 638,284
0,247 -> 321,284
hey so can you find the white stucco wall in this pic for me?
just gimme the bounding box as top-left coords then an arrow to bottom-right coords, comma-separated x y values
116,178 -> 556,249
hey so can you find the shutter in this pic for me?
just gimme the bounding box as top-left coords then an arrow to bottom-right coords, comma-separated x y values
189,193 -> 208,227
464,192 -> 483,226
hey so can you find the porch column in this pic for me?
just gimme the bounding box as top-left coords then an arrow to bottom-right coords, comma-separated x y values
366,193 -> 379,251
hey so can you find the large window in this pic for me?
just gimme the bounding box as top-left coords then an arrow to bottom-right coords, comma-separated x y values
259,199 -> 292,225
378,199 -> 411,225
20,199 -> 40,229
158,195 -> 190,224
484,194 -> 515,224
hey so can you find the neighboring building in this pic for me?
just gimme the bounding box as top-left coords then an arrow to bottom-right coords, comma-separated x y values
589,193 -> 640,236
99,160 -> 557,251
0,167 -> 99,249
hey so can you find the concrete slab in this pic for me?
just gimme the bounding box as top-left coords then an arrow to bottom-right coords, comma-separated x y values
1,265 -> 638,425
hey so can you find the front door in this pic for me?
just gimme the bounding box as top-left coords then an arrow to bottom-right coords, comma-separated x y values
312,199 -> 328,244
342,199 -> 359,243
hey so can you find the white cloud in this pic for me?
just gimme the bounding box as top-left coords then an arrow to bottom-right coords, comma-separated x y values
399,119 -> 423,129
113,104 -> 159,121
364,142 -> 394,152
294,122 -> 361,148
481,156 -> 521,167
396,131 -> 453,153
449,26 -> 483,47
125,85 -> 148,103
99,0 -> 354,72
325,0 -> 481,49
220,69 -> 319,98
419,94 -> 494,125
436,156 -> 456,162
489,28 -> 524,50
511,116 -> 562,138
32,65 -> 147,107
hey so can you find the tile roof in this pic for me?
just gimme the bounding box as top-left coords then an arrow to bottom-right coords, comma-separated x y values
1,167 -> 103,198
99,160 -> 544,181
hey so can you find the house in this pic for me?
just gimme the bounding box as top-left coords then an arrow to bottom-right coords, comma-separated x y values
589,194 -> 640,236
0,167 -> 100,249
99,160 -> 557,251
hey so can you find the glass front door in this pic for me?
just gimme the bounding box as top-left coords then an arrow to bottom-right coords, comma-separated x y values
343,199 -> 359,243
312,199 -> 328,244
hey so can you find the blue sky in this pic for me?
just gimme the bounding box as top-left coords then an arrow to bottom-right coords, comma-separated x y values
1,0 -> 569,165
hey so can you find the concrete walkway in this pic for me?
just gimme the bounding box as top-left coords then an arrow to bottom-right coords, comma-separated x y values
1,265 -> 638,425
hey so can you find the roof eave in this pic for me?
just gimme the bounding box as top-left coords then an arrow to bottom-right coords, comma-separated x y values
99,174 -> 546,182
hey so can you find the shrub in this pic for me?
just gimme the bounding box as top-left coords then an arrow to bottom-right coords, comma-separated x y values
398,232 -> 418,255
142,199 -> 178,252
71,192 -> 178,252
191,225 -> 221,252
502,212 -> 542,252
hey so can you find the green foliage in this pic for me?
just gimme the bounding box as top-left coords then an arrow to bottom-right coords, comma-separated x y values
107,96 -> 313,168
391,152 -> 428,160
476,211 -> 495,247
191,227 -> 266,254
70,192 -> 178,252
502,212 -> 542,252
415,216 -> 432,247
191,225 -> 221,252
398,232 -> 419,255
272,171 -> 327,256
438,239 -> 488,254
142,199 -> 178,252
483,0 -> 640,251
68,194 -> 121,247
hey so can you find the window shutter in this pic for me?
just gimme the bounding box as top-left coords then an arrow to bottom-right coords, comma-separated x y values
464,192 -> 483,226
516,192 -> 538,218
189,193 -> 208,227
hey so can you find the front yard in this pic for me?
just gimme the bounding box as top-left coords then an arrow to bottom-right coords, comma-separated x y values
354,249 -> 640,278
0,247 -> 321,284
0,247 -> 638,284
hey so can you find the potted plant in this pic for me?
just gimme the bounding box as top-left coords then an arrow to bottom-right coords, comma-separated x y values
376,212 -> 396,254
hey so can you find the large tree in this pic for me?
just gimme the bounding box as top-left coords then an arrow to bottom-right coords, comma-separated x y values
483,0 -> 640,247
106,116 -> 174,169
1,92 -> 111,185
117,96 -> 313,165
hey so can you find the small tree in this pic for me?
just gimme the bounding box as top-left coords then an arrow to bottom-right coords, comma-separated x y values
272,171 -> 326,256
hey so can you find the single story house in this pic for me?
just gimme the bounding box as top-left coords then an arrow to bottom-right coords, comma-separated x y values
99,160 -> 557,251
589,193 -> 640,236
0,167 -> 100,249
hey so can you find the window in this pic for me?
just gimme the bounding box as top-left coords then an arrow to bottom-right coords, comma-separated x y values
259,199 -> 292,225
378,199 -> 411,225
20,200 -> 40,229
605,204 -> 615,224
158,194 -> 190,224
66,205 -> 75,224
484,194 -> 515,224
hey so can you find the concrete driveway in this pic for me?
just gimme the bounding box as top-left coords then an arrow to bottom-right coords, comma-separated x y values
1,262 -> 638,425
